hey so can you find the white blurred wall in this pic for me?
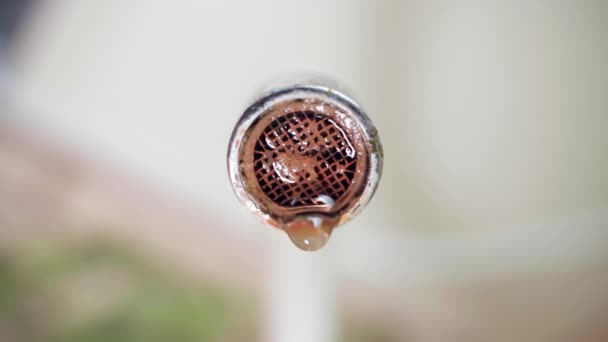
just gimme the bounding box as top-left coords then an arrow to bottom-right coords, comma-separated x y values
9,1 -> 607,233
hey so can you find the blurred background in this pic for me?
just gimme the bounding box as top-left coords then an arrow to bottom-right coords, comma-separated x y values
0,1 -> 607,341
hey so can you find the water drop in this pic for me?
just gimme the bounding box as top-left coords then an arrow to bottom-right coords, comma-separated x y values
315,194 -> 335,207
272,159 -> 297,183
265,136 -> 276,149
283,216 -> 334,251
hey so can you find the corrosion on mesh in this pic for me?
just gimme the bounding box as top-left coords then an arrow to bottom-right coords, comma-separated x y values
239,97 -> 370,218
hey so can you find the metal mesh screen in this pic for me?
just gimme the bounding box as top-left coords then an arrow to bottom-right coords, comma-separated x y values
253,111 -> 357,207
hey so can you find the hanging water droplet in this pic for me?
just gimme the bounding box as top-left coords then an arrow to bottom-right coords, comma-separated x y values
283,216 -> 334,252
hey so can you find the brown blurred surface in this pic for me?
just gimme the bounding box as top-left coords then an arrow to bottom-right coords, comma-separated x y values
2,115 -> 608,341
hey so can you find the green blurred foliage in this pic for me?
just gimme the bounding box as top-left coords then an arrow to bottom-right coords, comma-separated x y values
0,238 -> 256,342
342,322 -> 403,342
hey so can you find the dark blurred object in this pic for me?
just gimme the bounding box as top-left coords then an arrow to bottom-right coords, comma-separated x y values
0,0 -> 33,49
